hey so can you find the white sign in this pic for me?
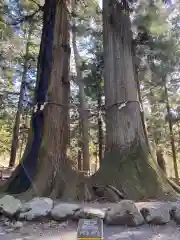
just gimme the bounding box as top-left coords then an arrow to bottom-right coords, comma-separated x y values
77,219 -> 103,239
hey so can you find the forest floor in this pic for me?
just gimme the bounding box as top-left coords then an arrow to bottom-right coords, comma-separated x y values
0,202 -> 180,240
1,220 -> 180,240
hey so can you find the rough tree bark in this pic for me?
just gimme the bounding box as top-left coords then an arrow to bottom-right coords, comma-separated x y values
77,121 -> 82,171
2,0 -> 58,195
25,0 -> 74,198
9,24 -> 33,168
88,0 -> 177,201
72,29 -> 90,172
97,86 -> 104,164
3,0 -> 86,200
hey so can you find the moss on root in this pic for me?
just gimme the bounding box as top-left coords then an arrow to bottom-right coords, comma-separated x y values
2,142 -> 179,202
12,163 -> 90,202
88,143 -> 178,201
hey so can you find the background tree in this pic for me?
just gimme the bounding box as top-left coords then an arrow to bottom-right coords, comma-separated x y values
0,0 -> 41,167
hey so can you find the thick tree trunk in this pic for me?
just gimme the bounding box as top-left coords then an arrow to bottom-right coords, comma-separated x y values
26,0 -> 72,198
72,30 -> 90,172
103,1 -> 144,151
3,0 -> 57,195
88,0 -> 177,201
3,0 -> 82,200
9,25 -> 33,168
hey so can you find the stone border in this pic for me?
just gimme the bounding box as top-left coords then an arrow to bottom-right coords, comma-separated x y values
0,195 -> 180,227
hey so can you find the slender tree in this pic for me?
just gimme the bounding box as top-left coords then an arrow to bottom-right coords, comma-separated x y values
97,85 -> 103,163
9,23 -> 33,168
164,78 -> 179,183
72,30 -> 90,172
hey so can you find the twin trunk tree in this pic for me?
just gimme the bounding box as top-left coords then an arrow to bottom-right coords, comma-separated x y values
3,0 -> 179,200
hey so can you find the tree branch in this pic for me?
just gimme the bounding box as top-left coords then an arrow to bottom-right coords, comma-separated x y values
30,0 -> 43,9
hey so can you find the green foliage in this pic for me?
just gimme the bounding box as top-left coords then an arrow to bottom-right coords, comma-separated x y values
0,110 -> 14,154
0,0 -> 40,161
135,2 -> 180,176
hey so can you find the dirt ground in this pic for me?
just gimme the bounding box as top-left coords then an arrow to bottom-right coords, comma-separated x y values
1,201 -> 180,240
1,220 -> 180,240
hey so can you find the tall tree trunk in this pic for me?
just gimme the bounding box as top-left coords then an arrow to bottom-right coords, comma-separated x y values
89,0 -> 177,201
164,80 -> 179,183
178,123 -> 180,145
149,88 -> 161,145
97,86 -> 103,164
148,88 -> 166,172
28,0 -> 72,198
72,30 -> 90,172
4,0 -> 57,195
103,1 -> 144,151
9,25 -> 33,168
19,135 -> 25,161
132,42 -> 149,151
5,0 -> 73,199
77,121 -> 82,171
77,149 -> 82,171
156,146 -> 166,174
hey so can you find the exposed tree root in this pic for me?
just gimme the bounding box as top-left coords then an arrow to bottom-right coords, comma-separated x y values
0,165 -> 21,193
87,144 -> 178,201
10,163 -> 91,201
91,184 -> 124,202
167,178 -> 180,194
107,185 -> 124,199
61,178 -> 92,202
15,188 -> 37,201
15,161 -> 123,202
2,143 -> 180,203
50,165 -> 88,201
